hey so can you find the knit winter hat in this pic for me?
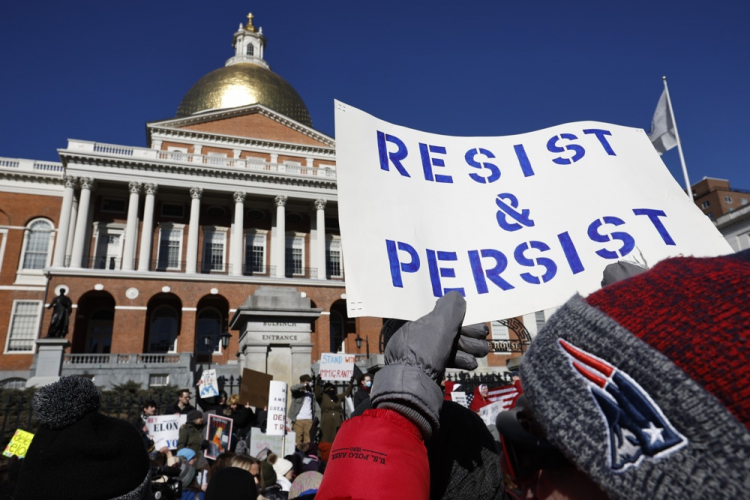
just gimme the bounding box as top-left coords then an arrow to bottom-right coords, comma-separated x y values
272,457 -> 293,478
289,471 -> 323,499
205,467 -> 258,500
14,376 -> 151,500
520,250 -> 750,499
186,409 -> 203,422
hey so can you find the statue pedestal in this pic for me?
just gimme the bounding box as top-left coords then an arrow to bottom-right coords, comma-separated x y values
26,338 -> 71,388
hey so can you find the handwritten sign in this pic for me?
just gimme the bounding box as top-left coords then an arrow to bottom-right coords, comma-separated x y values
450,391 -> 469,408
266,380 -> 288,436
319,353 -> 356,381
479,401 -> 505,427
2,429 -> 34,458
248,428 -> 296,458
146,414 -> 187,450
198,369 -> 219,398
334,101 -> 732,324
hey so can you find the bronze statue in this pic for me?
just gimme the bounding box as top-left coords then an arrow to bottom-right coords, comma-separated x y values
46,289 -> 72,338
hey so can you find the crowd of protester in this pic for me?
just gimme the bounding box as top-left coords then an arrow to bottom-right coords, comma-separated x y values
0,249 -> 747,499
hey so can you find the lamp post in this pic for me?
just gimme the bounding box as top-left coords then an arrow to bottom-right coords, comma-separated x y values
355,334 -> 370,359
203,331 -> 232,371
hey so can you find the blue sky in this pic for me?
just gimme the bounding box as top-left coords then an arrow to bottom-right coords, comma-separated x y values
1,0 -> 748,190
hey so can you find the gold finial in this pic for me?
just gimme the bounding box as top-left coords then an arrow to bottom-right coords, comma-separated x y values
245,12 -> 256,32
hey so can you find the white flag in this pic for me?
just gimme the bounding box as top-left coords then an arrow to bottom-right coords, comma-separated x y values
648,89 -> 677,155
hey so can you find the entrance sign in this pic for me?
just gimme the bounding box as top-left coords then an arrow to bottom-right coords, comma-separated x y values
334,101 -> 732,324
147,414 -> 187,450
319,353 -> 356,381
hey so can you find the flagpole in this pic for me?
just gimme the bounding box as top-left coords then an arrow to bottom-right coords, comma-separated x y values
662,76 -> 692,198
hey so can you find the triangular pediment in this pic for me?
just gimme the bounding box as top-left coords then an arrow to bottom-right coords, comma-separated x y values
148,105 -> 334,148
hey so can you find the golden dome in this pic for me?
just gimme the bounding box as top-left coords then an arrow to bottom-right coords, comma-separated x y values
176,63 -> 312,127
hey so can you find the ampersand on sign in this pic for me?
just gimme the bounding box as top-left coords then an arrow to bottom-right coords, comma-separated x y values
495,193 -> 535,232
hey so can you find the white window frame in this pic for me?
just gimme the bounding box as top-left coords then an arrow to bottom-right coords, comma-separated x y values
4,300 -> 42,354
156,223 -> 184,271
0,228 -> 8,276
149,374 -> 170,387
92,222 -> 126,270
244,229 -> 267,274
286,232 -> 306,276
490,321 -> 510,341
15,218 -> 55,285
326,235 -> 343,278
741,198 -> 748,205
202,226 -> 228,272
701,201 -> 710,209
167,146 -> 189,161
725,196 -> 733,204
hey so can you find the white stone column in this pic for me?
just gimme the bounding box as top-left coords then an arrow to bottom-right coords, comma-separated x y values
69,178 -> 95,268
138,183 -> 158,271
230,191 -> 246,276
121,182 -> 141,271
273,195 -> 287,277
314,199 -> 327,279
186,187 -> 203,274
52,176 -> 77,267
65,195 -> 78,265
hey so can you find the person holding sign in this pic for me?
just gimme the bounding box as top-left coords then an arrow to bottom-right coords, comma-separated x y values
289,374 -> 321,450
317,292 -> 490,499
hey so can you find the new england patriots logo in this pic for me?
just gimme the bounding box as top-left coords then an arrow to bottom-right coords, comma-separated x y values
559,339 -> 688,471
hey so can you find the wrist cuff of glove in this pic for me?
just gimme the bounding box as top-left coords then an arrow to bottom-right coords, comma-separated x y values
370,364 -> 443,438
377,402 -> 433,439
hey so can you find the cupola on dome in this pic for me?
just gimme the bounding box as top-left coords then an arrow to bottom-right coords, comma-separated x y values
175,13 -> 312,127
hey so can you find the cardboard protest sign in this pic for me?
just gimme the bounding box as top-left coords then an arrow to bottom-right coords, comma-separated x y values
239,368 -> 273,409
479,401 -> 505,428
450,391 -> 469,408
205,414 -> 233,460
334,101 -> 732,324
266,380 -> 288,436
198,369 -> 219,399
248,428 -> 296,458
319,353 -> 356,381
2,429 -> 34,458
146,414 -> 187,450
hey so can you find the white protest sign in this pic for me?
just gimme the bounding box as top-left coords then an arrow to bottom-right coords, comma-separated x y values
450,391 -> 468,408
319,353 -> 356,381
147,414 -> 187,450
479,401 -> 505,427
198,369 -> 219,398
334,101 -> 732,324
266,380 -> 288,436
249,428 -> 296,458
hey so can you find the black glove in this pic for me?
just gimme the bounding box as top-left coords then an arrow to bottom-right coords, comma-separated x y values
370,292 -> 489,438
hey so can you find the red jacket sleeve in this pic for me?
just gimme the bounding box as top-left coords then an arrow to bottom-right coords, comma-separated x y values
316,409 -> 429,500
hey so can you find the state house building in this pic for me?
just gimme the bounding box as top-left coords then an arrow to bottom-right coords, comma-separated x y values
0,14 -> 534,391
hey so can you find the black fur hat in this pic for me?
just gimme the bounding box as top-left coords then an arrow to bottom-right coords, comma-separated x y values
14,377 -> 151,500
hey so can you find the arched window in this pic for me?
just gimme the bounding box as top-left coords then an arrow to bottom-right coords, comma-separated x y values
330,311 -> 345,353
20,219 -> 54,270
149,306 -> 179,353
246,44 -> 254,56
86,308 -> 114,354
196,308 -> 222,354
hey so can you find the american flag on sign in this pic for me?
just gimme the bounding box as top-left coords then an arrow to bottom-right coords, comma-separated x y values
465,393 -> 474,408
487,384 -> 521,411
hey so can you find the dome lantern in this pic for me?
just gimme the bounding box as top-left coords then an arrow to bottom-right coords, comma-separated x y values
175,13 -> 313,127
